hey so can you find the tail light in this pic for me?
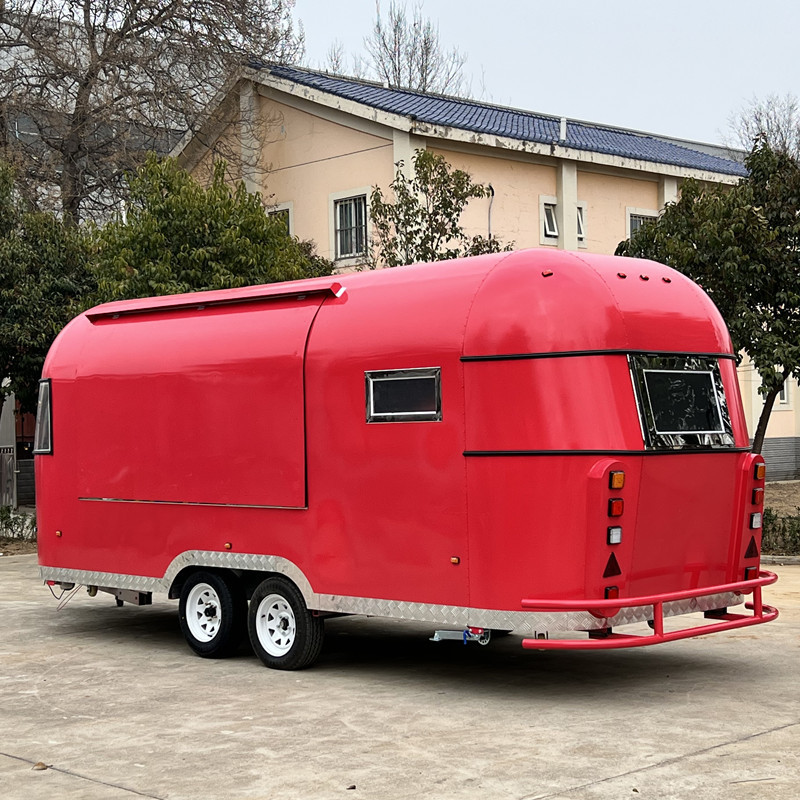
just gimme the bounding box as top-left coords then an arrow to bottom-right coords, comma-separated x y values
608,498 -> 624,517
609,471 -> 625,490
607,526 -> 623,545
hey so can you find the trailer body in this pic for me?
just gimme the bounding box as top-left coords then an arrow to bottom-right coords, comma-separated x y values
36,250 -> 777,667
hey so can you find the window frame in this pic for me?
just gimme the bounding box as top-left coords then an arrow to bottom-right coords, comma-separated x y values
32,379 -> 53,455
365,367 -> 442,423
330,189 -> 370,264
577,201 -> 587,248
540,195 -> 559,244
267,201 -> 293,235
628,354 -> 735,450
626,207 -> 659,239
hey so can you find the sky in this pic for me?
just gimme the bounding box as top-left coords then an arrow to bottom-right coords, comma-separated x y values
292,0 -> 800,146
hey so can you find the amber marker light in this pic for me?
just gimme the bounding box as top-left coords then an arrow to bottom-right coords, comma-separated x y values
224,542 -> 233,550
754,463 -> 766,481
450,556 -> 461,565
608,498 -> 624,517
609,471 -> 625,490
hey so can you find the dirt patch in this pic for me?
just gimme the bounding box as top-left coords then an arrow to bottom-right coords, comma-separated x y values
0,537 -> 37,556
765,481 -> 800,518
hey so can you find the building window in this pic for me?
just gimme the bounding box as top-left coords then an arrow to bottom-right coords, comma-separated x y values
267,204 -> 292,234
779,380 -> 789,405
540,196 -> 587,246
365,368 -> 442,423
543,203 -> 558,238
539,195 -> 558,245
577,202 -> 587,246
335,195 -> 367,259
627,208 -> 659,239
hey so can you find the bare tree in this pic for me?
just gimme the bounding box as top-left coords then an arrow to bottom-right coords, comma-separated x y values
322,1 -> 467,95
366,1 -> 466,93
0,1 -> 304,223
322,38 -> 367,80
728,93 -> 800,157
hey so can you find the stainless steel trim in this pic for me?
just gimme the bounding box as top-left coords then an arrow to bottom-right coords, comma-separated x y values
40,552 -> 743,635
78,498 -> 307,511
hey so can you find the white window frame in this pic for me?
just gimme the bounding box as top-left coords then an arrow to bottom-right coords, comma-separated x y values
778,379 -> 791,407
539,195 -> 558,245
267,201 -> 293,235
626,207 -> 659,239
577,201 -> 587,248
329,188 -> 370,265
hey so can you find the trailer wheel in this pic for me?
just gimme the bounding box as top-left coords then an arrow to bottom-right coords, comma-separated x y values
248,576 -> 324,670
178,571 -> 246,658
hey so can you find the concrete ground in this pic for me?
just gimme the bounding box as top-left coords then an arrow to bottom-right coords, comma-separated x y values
1,555 -> 798,800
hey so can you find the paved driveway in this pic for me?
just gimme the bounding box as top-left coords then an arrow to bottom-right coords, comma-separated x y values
1,554 -> 798,800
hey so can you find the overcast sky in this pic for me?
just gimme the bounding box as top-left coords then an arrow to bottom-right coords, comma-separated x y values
293,0 -> 800,146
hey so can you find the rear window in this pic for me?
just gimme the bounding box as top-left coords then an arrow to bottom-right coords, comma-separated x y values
643,370 -> 724,435
629,355 -> 734,449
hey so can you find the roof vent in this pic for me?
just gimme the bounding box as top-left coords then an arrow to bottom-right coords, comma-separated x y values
560,117 -> 567,142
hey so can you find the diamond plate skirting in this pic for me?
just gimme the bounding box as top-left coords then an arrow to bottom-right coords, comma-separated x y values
40,552 -> 743,635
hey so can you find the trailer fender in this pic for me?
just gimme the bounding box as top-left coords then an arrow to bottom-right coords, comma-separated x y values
163,551 -> 316,604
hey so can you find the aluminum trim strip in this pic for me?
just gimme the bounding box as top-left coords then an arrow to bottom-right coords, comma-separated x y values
40,553 -> 743,635
78,497 -> 307,511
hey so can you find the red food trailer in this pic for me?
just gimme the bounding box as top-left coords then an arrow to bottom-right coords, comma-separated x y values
35,249 -> 777,669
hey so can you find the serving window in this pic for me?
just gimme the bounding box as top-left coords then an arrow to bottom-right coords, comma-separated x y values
629,355 -> 734,450
366,368 -> 442,423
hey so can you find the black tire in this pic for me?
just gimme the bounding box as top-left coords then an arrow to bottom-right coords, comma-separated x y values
178,571 -> 247,658
248,576 -> 324,670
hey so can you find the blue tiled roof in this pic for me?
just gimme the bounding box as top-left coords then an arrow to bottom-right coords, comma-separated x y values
253,63 -> 746,178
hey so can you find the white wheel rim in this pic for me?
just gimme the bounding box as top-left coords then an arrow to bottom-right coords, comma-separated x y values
255,593 -> 296,657
186,583 -> 222,643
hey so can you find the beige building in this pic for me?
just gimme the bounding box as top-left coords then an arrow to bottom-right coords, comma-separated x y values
174,63 -> 798,477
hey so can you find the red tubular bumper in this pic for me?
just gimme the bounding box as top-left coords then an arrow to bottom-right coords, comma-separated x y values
520,570 -> 779,650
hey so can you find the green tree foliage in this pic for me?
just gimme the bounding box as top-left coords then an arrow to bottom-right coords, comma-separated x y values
616,140 -> 800,453
93,155 -> 332,302
369,149 -> 512,267
0,163 -> 94,412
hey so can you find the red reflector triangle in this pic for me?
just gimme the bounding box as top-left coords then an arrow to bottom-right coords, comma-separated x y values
744,536 -> 759,559
603,553 -> 622,578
